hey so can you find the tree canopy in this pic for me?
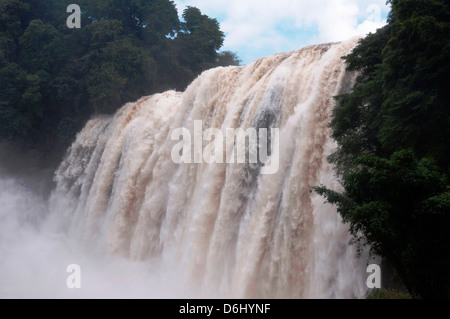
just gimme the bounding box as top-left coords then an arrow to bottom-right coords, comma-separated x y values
315,0 -> 450,298
0,0 -> 241,152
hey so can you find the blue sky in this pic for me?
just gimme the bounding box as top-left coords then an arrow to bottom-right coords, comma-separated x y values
173,0 -> 391,64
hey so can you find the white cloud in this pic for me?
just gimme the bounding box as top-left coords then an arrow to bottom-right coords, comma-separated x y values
173,0 -> 390,63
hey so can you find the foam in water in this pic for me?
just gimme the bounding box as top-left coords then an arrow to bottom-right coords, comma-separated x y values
0,39 -> 368,299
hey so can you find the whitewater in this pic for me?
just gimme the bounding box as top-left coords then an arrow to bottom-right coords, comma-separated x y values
0,38 -> 369,299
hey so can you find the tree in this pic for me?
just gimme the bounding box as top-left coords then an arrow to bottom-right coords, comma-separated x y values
78,0 -> 180,37
0,0 -> 240,153
379,0 -> 450,169
175,6 -> 225,72
315,0 -> 450,298
329,26 -> 391,175
216,51 -> 242,67
314,150 -> 450,298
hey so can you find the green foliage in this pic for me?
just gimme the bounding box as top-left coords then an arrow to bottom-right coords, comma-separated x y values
0,0 -> 240,150
379,0 -> 450,168
316,0 -> 450,299
314,150 -> 450,298
330,25 -> 392,175
78,0 -> 180,36
19,19 -> 63,73
216,51 -> 242,67
175,6 -> 225,72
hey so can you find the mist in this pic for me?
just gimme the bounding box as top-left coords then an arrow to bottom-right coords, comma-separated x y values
0,146 -> 200,299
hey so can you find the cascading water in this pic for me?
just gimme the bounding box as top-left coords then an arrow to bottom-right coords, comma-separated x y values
0,38 -> 368,299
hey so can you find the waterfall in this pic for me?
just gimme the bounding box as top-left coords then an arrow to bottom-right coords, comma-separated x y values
1,38 -> 368,298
